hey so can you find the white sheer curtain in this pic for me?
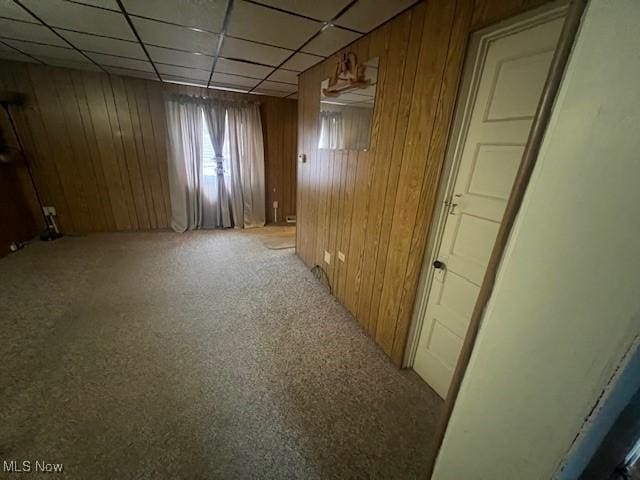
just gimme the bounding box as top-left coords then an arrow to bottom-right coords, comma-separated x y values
165,95 -> 265,231
318,110 -> 345,149
165,99 -> 203,232
227,102 -> 266,228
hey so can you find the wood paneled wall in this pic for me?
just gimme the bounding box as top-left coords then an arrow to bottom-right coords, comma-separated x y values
0,164 -> 38,257
0,59 -> 297,234
0,105 -> 41,256
296,0 -> 550,365
261,98 -> 297,224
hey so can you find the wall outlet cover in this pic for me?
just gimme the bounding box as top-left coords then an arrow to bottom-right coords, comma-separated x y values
324,250 -> 331,264
338,251 -> 345,262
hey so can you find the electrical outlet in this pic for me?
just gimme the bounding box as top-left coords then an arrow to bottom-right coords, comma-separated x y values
324,250 -> 331,264
338,251 -> 345,262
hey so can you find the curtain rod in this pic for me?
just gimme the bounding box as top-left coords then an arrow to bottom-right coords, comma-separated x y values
165,92 -> 261,106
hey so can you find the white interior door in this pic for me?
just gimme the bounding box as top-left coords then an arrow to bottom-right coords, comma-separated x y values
413,13 -> 565,398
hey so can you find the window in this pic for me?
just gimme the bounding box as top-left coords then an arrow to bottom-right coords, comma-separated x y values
202,111 -> 231,177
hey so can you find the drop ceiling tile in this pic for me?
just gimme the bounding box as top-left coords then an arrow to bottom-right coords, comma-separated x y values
0,1 -> 35,22
86,51 -> 154,71
123,0 -> 227,32
132,17 -> 219,55
220,36 -> 291,67
266,68 -> 298,85
156,64 -> 210,81
161,74 -> 208,87
251,88 -> 290,98
2,39 -> 87,62
214,57 -> 272,80
20,0 -> 135,40
211,72 -> 261,88
301,26 -> 360,57
56,30 -> 146,59
259,80 -> 297,93
73,0 -> 120,10
38,57 -> 102,71
147,45 -> 213,70
0,18 -> 68,46
280,51 -> 323,72
253,0 -> 353,21
227,0 -> 320,49
105,66 -> 158,80
335,0 -> 416,32
0,47 -> 37,63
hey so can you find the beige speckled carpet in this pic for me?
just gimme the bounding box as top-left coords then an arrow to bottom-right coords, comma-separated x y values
0,230 -> 442,479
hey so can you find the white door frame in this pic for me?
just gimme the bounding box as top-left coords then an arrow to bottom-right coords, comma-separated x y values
403,0 -> 568,369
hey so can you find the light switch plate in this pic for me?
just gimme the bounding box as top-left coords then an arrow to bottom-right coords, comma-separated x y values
324,250 -> 331,264
338,251 -> 345,262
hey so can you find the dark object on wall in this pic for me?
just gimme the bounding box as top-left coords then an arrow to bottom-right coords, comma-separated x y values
0,91 -> 60,241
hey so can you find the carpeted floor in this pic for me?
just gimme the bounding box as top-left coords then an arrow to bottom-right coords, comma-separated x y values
0,230 -> 442,479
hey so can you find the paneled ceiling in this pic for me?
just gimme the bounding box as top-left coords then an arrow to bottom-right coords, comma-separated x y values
0,0 -> 418,98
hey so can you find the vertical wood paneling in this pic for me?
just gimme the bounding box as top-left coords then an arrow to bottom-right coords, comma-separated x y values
365,6 -> 426,338
1,59 -> 297,234
296,0 -> 553,365
262,97 -> 297,224
375,0 -> 458,355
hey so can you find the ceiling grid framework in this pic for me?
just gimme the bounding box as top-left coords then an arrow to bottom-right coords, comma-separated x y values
0,0 -> 420,97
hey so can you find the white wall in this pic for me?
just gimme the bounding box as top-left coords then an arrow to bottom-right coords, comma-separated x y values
432,1 -> 640,478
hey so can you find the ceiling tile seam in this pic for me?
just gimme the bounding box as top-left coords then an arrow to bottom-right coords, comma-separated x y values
292,0 -> 425,78
223,32 -> 305,52
219,56 -> 300,72
126,12 -> 221,36
0,35 -> 75,48
0,14 -> 324,61
63,0 -> 119,13
0,15 -> 138,44
114,0 -> 162,81
0,32 -> 307,72
0,53 -> 297,89
248,0 -> 359,93
214,72 -> 295,84
206,0 -> 234,88
0,15 -> 39,25
0,53 -> 298,95
0,39 -> 46,64
293,0 -> 425,79
122,11 -> 316,54
12,0 -> 109,74
0,36 -> 300,80
242,0 -> 365,34
90,52 -> 206,66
